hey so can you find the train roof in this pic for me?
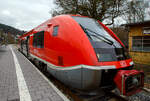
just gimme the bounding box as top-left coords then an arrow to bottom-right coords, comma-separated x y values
19,14 -> 90,39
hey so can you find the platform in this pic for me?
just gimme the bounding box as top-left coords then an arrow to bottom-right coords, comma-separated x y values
0,45 -> 70,101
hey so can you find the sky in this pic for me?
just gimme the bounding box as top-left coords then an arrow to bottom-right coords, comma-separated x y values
0,0 -> 149,31
145,0 -> 150,20
0,0 -> 126,31
0,0 -> 55,31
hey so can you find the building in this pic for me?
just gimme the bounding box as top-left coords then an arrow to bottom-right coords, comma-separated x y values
126,21 -> 150,65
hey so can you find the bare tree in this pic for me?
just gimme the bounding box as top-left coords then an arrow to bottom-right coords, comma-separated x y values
51,0 -> 126,25
122,0 -> 145,24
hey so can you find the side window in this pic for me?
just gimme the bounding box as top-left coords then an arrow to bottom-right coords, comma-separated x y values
33,31 -> 44,48
52,26 -> 59,36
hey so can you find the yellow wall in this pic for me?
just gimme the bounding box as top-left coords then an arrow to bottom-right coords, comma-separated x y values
129,26 -> 143,36
129,52 -> 150,65
129,25 -> 150,65
129,36 -> 132,51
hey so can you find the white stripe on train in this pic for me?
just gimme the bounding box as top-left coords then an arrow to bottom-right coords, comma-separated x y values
30,54 -> 116,71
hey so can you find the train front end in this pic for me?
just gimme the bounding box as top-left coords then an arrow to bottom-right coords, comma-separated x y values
72,16 -> 144,96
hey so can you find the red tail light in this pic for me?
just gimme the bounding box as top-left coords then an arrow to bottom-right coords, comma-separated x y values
114,70 -> 144,96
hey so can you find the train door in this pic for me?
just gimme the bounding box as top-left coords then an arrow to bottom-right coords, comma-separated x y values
26,36 -> 30,57
20,39 -> 23,52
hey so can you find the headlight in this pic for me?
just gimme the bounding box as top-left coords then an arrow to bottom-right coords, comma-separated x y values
96,53 -> 100,59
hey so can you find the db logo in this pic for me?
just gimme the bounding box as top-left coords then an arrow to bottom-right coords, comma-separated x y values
120,61 -> 127,67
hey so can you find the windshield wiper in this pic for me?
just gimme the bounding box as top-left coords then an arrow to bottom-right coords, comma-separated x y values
80,25 -> 92,39
80,25 -> 113,45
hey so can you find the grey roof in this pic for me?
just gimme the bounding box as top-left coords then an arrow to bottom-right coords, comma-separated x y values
124,20 -> 150,26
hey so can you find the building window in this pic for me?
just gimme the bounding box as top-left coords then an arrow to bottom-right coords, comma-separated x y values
132,36 -> 150,52
143,37 -> 150,51
33,31 -> 44,48
143,27 -> 150,34
52,26 -> 59,36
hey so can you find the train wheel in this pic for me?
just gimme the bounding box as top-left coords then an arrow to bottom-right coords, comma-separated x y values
38,61 -> 47,73
27,51 -> 30,59
20,47 -> 23,53
42,63 -> 47,73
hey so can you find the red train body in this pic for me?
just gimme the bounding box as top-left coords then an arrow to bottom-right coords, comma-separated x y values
19,15 -> 144,96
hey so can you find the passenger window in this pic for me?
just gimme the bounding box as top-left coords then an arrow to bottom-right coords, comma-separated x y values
33,31 -> 44,48
52,26 -> 59,36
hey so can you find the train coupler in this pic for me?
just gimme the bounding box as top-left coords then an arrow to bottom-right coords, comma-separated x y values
114,70 -> 144,96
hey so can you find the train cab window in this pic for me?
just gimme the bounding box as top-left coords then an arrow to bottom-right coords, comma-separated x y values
33,31 -> 44,48
52,26 -> 59,36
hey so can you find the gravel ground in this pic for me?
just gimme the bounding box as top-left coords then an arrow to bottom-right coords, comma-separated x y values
128,91 -> 150,101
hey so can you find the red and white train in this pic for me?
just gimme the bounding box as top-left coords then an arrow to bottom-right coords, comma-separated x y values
19,15 -> 144,96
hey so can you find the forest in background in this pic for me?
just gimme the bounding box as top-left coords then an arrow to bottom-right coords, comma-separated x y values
0,23 -> 25,45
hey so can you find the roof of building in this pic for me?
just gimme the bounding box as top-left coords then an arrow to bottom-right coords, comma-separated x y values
124,20 -> 150,26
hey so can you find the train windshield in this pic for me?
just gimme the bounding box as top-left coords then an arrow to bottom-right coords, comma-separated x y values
72,16 -> 117,43
72,16 -> 130,62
